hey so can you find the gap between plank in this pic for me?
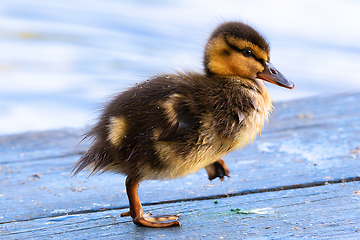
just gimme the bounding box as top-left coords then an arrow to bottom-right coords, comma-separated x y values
142,176 -> 360,207
1,175 -> 359,225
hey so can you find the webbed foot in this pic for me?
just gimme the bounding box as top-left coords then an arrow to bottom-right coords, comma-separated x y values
122,177 -> 181,227
205,159 -> 230,181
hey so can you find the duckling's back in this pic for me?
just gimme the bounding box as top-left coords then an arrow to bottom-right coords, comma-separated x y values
72,73 -> 272,181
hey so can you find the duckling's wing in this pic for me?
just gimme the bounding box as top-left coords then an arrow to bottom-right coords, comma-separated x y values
156,93 -> 202,143
156,119 -> 195,142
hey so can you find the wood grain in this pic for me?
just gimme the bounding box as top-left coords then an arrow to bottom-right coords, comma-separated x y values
1,92 -> 360,239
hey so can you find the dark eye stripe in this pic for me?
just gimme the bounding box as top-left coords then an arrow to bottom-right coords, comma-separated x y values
224,36 -> 265,66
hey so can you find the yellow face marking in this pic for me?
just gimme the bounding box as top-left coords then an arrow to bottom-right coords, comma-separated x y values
107,116 -> 127,145
206,36 -> 269,78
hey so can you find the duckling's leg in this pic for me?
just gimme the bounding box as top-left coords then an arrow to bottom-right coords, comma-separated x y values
121,176 -> 181,227
205,159 -> 230,181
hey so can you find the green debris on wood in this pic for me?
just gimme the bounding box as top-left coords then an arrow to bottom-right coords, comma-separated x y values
230,208 -> 255,215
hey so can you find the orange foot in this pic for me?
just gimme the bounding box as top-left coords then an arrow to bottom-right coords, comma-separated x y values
121,177 -> 181,227
205,159 -> 230,181
120,211 -> 181,227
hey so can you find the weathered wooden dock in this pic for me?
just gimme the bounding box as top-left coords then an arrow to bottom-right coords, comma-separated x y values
1,92 -> 360,239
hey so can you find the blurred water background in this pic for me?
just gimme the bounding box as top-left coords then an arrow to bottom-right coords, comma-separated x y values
1,0 -> 360,136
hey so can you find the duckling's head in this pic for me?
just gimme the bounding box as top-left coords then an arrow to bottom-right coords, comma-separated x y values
204,21 -> 294,89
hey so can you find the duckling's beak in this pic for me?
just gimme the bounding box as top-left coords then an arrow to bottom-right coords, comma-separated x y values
256,62 -> 294,90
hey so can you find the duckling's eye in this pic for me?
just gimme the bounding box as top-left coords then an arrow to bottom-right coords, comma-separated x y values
242,49 -> 253,57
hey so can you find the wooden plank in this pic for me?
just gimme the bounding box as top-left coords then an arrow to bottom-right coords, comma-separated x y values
1,181 -> 359,239
0,129 -> 88,163
1,92 -> 360,228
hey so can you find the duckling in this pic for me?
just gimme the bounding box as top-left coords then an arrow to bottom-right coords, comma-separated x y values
72,21 -> 294,228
